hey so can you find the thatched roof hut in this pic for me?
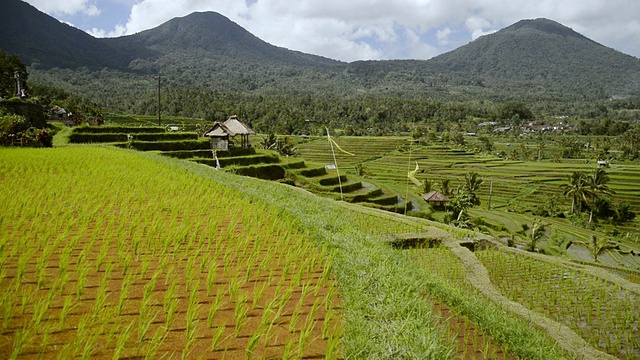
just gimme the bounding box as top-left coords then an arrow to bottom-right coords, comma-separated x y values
421,191 -> 450,207
204,115 -> 255,150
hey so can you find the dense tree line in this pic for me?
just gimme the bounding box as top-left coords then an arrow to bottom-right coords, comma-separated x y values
113,87 -> 638,138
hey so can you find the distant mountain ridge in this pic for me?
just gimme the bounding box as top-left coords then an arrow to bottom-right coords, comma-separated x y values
429,18 -> 640,98
1,0 -> 639,103
107,11 -> 342,68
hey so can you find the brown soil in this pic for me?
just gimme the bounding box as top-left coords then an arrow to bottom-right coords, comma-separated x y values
429,296 -> 517,360
0,212 -> 343,359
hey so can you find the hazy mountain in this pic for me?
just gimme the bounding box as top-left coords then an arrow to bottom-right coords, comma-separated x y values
2,0 -> 639,104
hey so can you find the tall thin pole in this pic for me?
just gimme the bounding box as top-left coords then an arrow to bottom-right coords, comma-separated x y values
326,127 -> 344,201
404,141 -> 412,215
157,73 -> 161,126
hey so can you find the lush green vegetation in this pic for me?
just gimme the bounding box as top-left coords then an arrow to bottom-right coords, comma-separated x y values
0,147 -> 342,359
3,136 -> 639,358
295,135 -> 640,266
3,7 -> 640,357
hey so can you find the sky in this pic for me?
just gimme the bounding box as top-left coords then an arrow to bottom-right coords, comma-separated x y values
23,0 -> 640,62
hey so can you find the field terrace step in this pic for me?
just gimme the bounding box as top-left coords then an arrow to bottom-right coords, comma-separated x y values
318,174 -> 348,186
69,131 -> 199,143
225,163 -> 286,181
161,147 -> 256,159
326,180 -> 363,193
294,166 -> 328,178
367,193 -> 401,206
72,125 -> 166,133
281,160 -> 306,170
192,153 -> 280,167
114,139 -> 211,151
343,187 -> 384,203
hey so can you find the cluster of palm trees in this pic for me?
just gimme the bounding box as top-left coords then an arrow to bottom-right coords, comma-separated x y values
561,168 -> 615,224
422,172 -> 483,227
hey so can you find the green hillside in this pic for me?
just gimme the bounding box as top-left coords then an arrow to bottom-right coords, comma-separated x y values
4,0 -> 639,113
3,143 -> 638,358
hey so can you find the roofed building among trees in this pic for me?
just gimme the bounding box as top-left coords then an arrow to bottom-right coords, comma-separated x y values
421,191 -> 450,209
204,115 -> 255,150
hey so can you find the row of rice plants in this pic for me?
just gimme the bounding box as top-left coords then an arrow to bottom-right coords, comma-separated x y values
184,150 -> 572,358
397,243 -> 568,359
476,249 -> 640,359
295,136 -> 404,167
0,147 -> 342,359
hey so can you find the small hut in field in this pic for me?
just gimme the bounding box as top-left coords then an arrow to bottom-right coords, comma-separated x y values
421,191 -> 450,209
204,115 -> 255,150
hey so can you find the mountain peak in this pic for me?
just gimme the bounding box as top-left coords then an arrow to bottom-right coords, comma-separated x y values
502,18 -> 588,40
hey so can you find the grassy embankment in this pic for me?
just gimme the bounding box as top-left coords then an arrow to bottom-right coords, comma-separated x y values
0,145 -> 574,358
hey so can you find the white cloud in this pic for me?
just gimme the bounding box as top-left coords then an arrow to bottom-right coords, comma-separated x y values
83,5 -> 101,17
465,16 -> 499,41
436,27 -> 453,46
26,0 -> 640,60
88,24 -> 126,38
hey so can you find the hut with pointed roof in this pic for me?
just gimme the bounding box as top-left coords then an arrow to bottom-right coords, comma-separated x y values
204,115 -> 255,150
421,191 -> 450,209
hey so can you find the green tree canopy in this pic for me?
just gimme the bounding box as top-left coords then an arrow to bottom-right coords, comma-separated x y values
0,51 -> 27,98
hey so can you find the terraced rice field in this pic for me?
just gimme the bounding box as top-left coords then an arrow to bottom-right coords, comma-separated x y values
477,249 -> 640,358
0,147 -> 341,359
297,136 -> 640,219
3,138 -> 638,359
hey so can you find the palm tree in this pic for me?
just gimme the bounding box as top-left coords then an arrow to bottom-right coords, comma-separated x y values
584,168 -> 616,224
439,179 -> 453,197
561,171 -> 591,214
423,179 -> 435,194
464,172 -> 483,206
583,235 -> 617,262
528,218 -> 548,252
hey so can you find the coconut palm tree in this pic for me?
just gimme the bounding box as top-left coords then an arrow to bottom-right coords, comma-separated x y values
423,178 -> 435,194
528,218 -> 548,252
561,171 -> 591,214
463,172 -> 483,206
584,168 -> 616,224
439,178 -> 453,197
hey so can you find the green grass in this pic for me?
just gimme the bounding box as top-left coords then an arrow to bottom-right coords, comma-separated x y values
297,136 -> 640,261
0,145 -> 574,358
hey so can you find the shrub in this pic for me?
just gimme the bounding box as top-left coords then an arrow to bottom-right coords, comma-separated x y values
69,132 -> 198,143
0,115 -> 52,147
114,139 -> 211,151
72,126 -> 165,134
226,164 -> 286,180
297,167 -> 327,177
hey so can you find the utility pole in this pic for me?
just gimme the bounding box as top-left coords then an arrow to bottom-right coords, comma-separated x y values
157,73 -> 161,126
